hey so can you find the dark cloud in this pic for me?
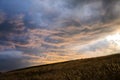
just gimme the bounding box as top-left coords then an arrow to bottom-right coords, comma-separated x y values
0,51 -> 32,72
44,36 -> 63,44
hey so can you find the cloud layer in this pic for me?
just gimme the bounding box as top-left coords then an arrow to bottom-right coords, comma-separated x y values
0,0 -> 120,71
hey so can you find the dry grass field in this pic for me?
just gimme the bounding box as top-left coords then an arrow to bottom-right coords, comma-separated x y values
0,54 -> 120,80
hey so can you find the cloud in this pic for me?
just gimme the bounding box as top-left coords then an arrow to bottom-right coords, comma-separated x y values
0,0 -> 120,71
113,1 -> 120,17
0,50 -> 32,71
0,11 -> 6,24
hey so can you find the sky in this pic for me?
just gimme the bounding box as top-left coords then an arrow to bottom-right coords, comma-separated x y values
0,0 -> 120,72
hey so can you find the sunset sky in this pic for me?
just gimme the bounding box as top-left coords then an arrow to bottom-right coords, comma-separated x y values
0,0 -> 120,71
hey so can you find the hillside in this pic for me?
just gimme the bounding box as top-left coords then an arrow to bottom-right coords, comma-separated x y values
0,54 -> 120,80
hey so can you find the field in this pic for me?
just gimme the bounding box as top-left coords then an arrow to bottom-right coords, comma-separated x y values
0,54 -> 120,80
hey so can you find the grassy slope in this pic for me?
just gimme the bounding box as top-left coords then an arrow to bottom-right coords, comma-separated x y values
0,54 -> 120,80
